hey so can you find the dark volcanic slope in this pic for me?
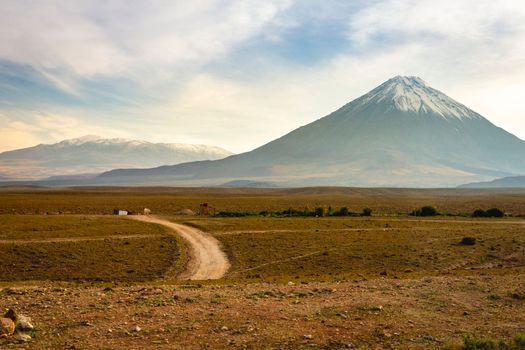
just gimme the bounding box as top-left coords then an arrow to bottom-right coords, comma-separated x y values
101,76 -> 525,187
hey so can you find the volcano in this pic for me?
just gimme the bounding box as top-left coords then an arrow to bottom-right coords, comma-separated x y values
100,76 -> 525,187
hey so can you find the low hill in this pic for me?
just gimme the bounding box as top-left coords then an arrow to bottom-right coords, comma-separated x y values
459,175 -> 525,188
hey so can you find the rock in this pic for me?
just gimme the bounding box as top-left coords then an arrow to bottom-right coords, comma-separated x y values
133,325 -> 142,332
4,309 -> 17,321
220,326 -> 229,331
17,315 -> 34,331
287,281 -> 295,286
13,333 -> 31,343
176,209 -> 195,215
304,334 -> 313,340
0,318 -> 16,337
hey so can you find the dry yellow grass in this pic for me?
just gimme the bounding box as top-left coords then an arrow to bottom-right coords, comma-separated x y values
0,187 -> 524,349
176,216 -> 525,283
0,215 -> 180,282
1,187 -> 525,215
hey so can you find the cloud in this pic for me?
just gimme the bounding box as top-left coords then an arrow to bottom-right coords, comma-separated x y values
347,0 -> 525,78
0,1 -> 293,93
1,0 -> 524,154
0,112 -> 127,152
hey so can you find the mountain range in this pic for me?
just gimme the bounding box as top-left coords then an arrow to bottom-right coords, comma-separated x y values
99,76 -> 525,187
459,176 -> 525,188
0,136 -> 233,180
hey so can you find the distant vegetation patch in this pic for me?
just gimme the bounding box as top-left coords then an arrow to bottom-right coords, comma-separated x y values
0,188 -> 523,217
410,206 -> 439,217
216,207 -> 373,218
471,208 -> 505,218
445,333 -> 525,350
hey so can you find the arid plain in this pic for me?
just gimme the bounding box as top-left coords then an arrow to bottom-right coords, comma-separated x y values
1,187 -> 524,349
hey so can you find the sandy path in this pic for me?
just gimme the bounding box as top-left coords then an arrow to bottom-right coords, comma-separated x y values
130,216 -> 230,280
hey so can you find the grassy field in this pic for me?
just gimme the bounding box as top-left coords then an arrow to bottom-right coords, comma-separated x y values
177,216 -> 525,283
0,215 -> 181,282
1,186 -> 525,215
0,187 -> 524,349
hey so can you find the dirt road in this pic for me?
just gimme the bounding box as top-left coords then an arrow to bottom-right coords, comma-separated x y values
130,215 -> 230,280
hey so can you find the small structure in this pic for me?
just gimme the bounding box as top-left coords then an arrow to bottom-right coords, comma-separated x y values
143,208 -> 151,215
199,203 -> 209,215
198,203 -> 216,216
113,209 -> 129,216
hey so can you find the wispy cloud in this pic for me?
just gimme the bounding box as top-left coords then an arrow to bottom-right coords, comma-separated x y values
0,1 -> 293,94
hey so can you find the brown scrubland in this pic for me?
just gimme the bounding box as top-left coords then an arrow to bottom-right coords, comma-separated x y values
0,187 -> 524,349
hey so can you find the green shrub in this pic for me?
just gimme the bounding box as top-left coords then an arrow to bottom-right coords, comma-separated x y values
462,335 -> 498,350
314,207 -> 325,217
513,334 -> 525,348
335,207 -> 349,216
460,237 -> 476,246
411,206 -> 438,217
486,208 -> 504,218
450,334 -> 525,350
472,209 -> 487,218
216,211 -> 256,217
361,208 -> 372,217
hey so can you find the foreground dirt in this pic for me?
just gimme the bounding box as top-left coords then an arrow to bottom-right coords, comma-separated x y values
131,215 -> 230,280
1,274 -> 524,349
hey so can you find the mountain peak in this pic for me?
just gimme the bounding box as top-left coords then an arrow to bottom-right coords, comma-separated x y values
389,75 -> 427,86
359,75 -> 480,120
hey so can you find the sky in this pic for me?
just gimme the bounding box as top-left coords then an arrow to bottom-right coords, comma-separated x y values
1,0 -> 524,153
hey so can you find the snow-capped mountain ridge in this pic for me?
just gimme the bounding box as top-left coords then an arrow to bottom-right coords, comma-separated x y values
0,136 -> 233,180
57,135 -> 230,152
358,76 -> 481,120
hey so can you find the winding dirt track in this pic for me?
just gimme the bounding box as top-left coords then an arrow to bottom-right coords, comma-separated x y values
130,215 -> 230,280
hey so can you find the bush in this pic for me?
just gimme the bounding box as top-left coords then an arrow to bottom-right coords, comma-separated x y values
216,211 -> 256,217
411,206 -> 438,217
460,237 -> 476,246
452,334 -> 525,350
472,208 -> 504,218
472,209 -> 487,218
462,335 -> 498,350
335,207 -> 349,216
486,208 -> 504,218
514,334 -> 525,348
361,208 -> 372,216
